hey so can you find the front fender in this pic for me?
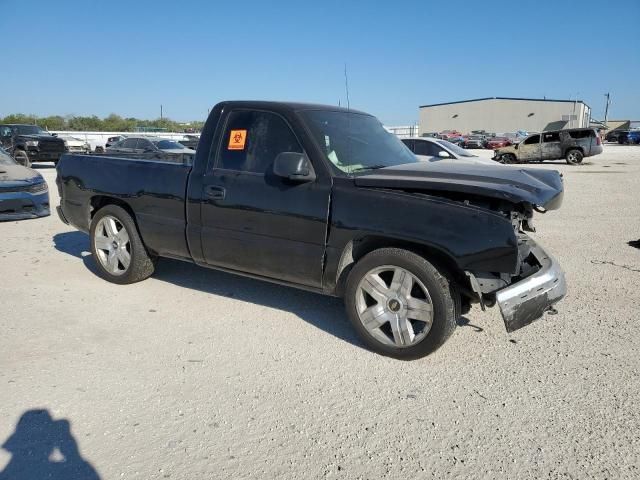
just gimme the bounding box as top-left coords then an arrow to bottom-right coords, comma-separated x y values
323,182 -> 519,293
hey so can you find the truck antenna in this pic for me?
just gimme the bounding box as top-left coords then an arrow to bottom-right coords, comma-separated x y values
344,63 -> 350,110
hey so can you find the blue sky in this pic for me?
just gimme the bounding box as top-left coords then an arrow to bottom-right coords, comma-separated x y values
1,0 -> 638,124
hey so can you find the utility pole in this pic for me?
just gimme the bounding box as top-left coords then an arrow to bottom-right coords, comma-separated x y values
603,93 -> 610,129
160,105 -> 163,120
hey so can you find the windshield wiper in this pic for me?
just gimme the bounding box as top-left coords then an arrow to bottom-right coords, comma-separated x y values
350,164 -> 388,173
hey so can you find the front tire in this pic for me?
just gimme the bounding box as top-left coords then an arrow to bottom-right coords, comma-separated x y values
565,149 -> 583,165
344,248 -> 460,360
14,150 -> 30,167
500,153 -> 516,164
90,204 -> 156,284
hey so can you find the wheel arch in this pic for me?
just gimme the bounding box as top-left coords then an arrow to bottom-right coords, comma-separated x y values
563,145 -> 584,156
88,196 -> 153,254
333,235 -> 469,299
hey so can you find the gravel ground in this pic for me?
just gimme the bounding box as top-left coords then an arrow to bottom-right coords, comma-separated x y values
1,144 -> 639,479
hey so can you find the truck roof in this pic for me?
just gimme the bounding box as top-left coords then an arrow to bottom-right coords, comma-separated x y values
216,100 -> 370,116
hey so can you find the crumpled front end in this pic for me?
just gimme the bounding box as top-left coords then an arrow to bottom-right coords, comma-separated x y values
495,237 -> 566,332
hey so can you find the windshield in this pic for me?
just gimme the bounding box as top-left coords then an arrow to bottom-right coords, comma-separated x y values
300,110 -> 418,174
436,139 -> 477,157
11,125 -> 48,136
154,140 -> 185,150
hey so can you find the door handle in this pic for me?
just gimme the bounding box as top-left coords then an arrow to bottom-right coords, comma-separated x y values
205,185 -> 225,200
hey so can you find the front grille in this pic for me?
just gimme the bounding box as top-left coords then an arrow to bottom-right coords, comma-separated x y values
39,140 -> 65,153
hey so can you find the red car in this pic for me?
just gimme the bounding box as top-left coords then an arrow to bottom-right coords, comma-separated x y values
485,137 -> 512,149
438,130 -> 462,140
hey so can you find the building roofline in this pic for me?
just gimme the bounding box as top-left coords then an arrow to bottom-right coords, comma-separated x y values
419,97 -> 589,108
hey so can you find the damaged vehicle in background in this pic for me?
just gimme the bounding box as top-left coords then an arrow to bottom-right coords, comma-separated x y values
0,147 -> 50,221
57,101 -> 566,359
494,128 -> 603,165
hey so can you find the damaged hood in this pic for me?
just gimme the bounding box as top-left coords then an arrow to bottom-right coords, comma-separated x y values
354,161 -> 564,209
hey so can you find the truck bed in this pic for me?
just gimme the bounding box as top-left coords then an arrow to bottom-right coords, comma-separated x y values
56,154 -> 192,259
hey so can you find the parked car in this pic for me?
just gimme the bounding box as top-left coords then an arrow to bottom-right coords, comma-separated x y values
448,135 -> 466,146
604,130 -> 628,143
57,100 -> 566,360
0,146 -> 50,221
462,135 -> 486,149
60,135 -> 91,154
402,137 -> 495,165
105,135 -> 125,148
106,136 -> 195,156
624,131 -> 640,144
494,128 -> 603,165
485,136 -> 512,149
438,130 -> 462,140
0,124 -> 66,167
178,134 -> 200,150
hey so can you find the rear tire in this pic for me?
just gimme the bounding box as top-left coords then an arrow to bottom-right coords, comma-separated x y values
90,204 -> 156,284
565,149 -> 583,165
344,248 -> 460,360
14,150 -> 30,168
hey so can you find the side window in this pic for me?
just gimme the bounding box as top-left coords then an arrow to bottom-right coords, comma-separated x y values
123,138 -> 138,149
413,140 -> 440,156
401,139 -> 414,152
136,139 -> 152,150
523,134 -> 540,145
568,130 -> 592,139
217,110 -> 302,174
542,132 -> 560,143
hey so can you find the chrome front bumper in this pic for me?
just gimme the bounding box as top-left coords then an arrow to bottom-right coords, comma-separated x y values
496,239 -> 567,333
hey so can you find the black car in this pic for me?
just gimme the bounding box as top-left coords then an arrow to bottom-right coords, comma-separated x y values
56,101 -> 566,359
0,147 -> 50,221
0,124 -> 66,167
605,130 -> 629,143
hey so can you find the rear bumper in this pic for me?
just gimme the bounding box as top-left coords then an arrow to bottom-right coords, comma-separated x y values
496,239 -> 566,332
589,145 -> 604,156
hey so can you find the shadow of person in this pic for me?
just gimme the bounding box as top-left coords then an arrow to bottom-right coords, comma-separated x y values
0,409 -> 100,480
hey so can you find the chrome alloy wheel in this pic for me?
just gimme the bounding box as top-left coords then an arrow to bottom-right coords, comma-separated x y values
93,215 -> 131,276
355,265 -> 434,348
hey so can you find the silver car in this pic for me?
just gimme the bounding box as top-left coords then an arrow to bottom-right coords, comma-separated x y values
402,137 -> 496,165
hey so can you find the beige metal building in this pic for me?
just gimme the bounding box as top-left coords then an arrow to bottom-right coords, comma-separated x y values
419,97 -> 591,135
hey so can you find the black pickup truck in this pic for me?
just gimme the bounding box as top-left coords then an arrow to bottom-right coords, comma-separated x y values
0,124 -> 66,167
56,101 -> 566,359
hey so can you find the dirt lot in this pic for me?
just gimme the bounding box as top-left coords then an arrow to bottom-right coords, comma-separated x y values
1,145 -> 639,479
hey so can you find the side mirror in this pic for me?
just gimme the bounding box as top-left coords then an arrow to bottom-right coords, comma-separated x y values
273,152 -> 316,182
437,150 -> 452,158
514,144 -> 519,149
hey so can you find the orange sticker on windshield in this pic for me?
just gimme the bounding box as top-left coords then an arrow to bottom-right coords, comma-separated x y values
228,129 -> 247,150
